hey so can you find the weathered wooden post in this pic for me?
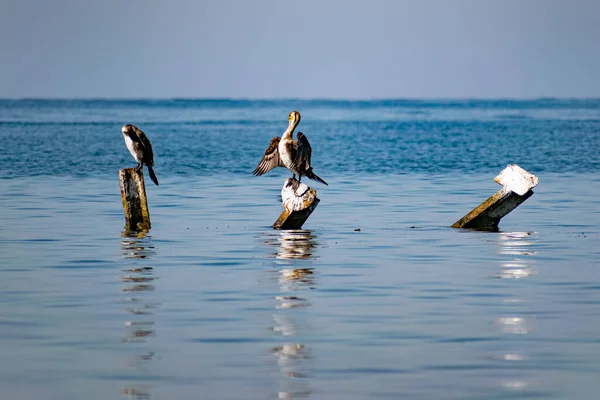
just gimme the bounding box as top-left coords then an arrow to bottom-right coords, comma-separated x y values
452,164 -> 539,230
273,179 -> 320,230
119,168 -> 151,231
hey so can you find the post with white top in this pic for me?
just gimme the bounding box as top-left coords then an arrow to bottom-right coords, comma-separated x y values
451,164 -> 539,230
273,179 -> 320,230
119,168 -> 151,232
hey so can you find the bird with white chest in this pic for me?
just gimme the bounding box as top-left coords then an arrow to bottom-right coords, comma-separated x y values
253,111 -> 327,186
122,124 -> 159,186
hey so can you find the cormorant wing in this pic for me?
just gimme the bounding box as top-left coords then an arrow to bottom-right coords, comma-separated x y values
132,125 -> 155,165
292,132 -> 312,171
253,137 -> 282,176
133,126 -> 154,160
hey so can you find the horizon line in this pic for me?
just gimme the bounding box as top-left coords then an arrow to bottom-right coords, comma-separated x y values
1,96 -> 600,102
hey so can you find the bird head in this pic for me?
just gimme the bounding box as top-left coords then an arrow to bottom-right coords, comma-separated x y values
288,111 -> 301,126
122,124 -> 134,134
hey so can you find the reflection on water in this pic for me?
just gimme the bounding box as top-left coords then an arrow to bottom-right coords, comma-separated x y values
495,232 -> 537,279
121,230 -> 157,260
123,387 -> 151,400
271,343 -> 312,398
265,230 -> 318,399
495,316 -> 531,335
264,230 -> 318,260
120,230 -> 159,400
493,231 -> 538,394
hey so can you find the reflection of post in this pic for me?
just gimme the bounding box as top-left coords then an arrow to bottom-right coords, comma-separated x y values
273,179 -> 320,230
452,164 -> 539,230
265,229 -> 317,399
264,230 -> 317,260
495,232 -> 536,279
120,230 -> 159,400
492,230 -> 538,392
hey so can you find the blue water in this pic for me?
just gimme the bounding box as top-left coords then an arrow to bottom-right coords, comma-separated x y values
1,99 -> 599,178
1,99 -> 599,399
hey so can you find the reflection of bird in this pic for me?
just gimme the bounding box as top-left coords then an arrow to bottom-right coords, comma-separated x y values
122,124 -> 159,186
253,111 -> 327,185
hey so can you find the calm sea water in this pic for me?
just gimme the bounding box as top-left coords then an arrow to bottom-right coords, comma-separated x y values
1,99 -> 599,399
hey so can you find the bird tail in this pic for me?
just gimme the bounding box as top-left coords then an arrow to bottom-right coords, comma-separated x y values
305,169 -> 328,186
147,165 -> 159,186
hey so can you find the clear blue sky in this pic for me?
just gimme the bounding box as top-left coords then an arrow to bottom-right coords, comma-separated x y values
1,0 -> 598,99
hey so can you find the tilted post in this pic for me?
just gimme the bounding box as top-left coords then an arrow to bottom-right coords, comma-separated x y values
273,179 -> 320,230
119,168 -> 151,231
452,164 -> 539,230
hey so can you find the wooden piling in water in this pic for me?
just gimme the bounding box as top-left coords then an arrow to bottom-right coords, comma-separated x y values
119,168 -> 151,231
273,179 -> 320,230
451,164 -> 539,230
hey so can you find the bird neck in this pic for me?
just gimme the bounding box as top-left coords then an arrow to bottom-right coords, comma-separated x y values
282,121 -> 297,140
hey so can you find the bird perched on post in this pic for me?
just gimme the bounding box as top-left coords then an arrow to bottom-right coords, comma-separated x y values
253,111 -> 327,186
122,124 -> 159,186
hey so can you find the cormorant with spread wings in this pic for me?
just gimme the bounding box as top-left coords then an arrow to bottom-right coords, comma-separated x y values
253,111 -> 327,185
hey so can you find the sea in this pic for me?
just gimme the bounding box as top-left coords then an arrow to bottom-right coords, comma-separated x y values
0,99 -> 599,399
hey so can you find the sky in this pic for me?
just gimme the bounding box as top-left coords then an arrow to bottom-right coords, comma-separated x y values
0,0 -> 599,99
